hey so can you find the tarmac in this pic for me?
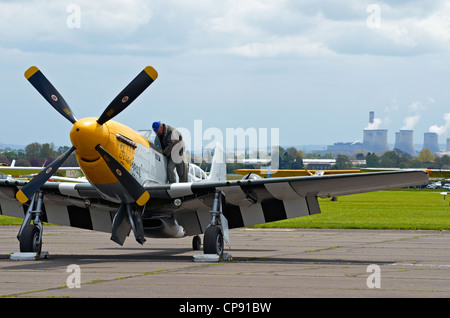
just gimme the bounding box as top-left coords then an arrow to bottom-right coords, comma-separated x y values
0,225 -> 449,299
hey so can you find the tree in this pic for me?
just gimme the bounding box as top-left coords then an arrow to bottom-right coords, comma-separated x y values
365,152 -> 380,167
285,147 -> 304,169
0,153 -> 9,165
419,148 -> 435,163
25,142 -> 42,159
40,143 -> 56,159
334,154 -> 351,169
380,151 -> 400,167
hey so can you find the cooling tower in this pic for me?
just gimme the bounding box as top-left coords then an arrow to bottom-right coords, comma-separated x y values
394,130 -> 415,156
422,132 -> 440,153
363,129 -> 389,153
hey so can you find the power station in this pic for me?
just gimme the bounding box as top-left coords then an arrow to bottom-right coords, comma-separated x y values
394,130 -> 415,156
326,111 -> 446,156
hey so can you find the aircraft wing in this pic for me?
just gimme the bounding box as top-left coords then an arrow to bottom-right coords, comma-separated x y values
144,170 -> 428,234
0,166 -> 82,177
361,167 -> 450,179
234,168 -> 360,177
0,170 -> 428,238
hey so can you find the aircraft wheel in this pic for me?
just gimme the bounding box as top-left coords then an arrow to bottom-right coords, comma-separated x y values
203,225 -> 223,256
20,224 -> 42,254
192,235 -> 202,250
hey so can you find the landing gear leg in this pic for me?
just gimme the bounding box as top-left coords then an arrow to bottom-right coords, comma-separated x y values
203,191 -> 230,258
17,191 -> 44,254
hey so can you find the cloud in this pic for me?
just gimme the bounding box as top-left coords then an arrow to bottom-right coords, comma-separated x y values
365,118 -> 383,130
401,115 -> 420,130
3,0 -> 450,58
226,36 -> 335,58
0,0 -> 152,46
429,113 -> 450,136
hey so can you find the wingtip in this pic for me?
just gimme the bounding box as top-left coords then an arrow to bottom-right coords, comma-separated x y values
24,66 -> 39,80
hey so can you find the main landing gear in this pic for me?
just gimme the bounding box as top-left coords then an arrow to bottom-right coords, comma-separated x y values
17,191 -> 45,255
192,191 -> 231,261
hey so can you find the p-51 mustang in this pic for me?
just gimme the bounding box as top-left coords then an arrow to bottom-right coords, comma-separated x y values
0,66 -> 428,258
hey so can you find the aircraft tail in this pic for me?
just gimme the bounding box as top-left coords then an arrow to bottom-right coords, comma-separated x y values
207,143 -> 226,182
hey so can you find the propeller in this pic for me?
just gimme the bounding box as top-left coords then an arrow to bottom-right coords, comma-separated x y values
19,66 -> 156,245
111,203 -> 146,245
95,145 -> 150,206
16,146 -> 75,204
97,66 -> 158,125
24,66 -> 78,124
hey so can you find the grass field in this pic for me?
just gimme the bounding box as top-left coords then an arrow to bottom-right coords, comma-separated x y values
0,190 -> 449,230
256,190 -> 450,230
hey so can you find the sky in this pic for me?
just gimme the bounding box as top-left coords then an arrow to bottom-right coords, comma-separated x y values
2,0 -> 450,152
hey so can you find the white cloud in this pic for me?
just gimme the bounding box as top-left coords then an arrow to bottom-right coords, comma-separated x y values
402,115 -> 420,130
429,113 -> 450,136
0,0 -> 152,43
3,0 -> 450,57
226,36 -> 335,58
366,118 -> 383,130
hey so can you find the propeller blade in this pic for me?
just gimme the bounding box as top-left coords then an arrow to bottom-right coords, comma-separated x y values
24,66 -> 78,124
95,145 -> 150,206
110,203 -> 146,245
16,146 -> 76,204
97,66 -> 158,125
110,203 -> 132,246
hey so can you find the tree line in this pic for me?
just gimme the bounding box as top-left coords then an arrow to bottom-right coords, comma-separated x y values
2,143 -> 448,172
0,142 -> 78,167
276,146 -> 449,170
225,146 -> 450,173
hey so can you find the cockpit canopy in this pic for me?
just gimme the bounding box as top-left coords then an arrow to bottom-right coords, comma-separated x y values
138,130 -> 162,152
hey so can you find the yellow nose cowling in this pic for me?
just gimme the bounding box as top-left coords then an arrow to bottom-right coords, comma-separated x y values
70,117 -> 110,162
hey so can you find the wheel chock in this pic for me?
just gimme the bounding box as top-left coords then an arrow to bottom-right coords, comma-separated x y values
10,251 -> 49,261
193,253 -> 232,262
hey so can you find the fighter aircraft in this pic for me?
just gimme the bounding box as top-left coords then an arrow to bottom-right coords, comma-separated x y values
0,66 -> 429,258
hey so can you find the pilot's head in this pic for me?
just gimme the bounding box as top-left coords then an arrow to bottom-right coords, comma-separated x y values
152,121 -> 162,135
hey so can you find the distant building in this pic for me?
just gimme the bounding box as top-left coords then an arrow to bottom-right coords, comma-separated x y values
326,142 -> 364,155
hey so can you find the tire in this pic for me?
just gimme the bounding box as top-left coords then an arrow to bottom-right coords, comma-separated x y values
192,235 -> 202,250
20,224 -> 42,254
203,225 -> 224,256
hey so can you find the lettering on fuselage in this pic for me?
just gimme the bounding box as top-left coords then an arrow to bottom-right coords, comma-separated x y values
131,162 -> 142,179
118,142 -> 134,167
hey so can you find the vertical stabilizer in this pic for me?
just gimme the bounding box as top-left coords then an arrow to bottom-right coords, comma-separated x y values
208,143 -> 226,182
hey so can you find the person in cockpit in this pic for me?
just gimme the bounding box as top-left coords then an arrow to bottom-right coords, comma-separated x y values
153,121 -> 188,183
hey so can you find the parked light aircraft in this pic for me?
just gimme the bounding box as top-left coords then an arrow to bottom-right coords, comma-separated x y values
0,66 -> 429,258
235,167 -> 449,180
